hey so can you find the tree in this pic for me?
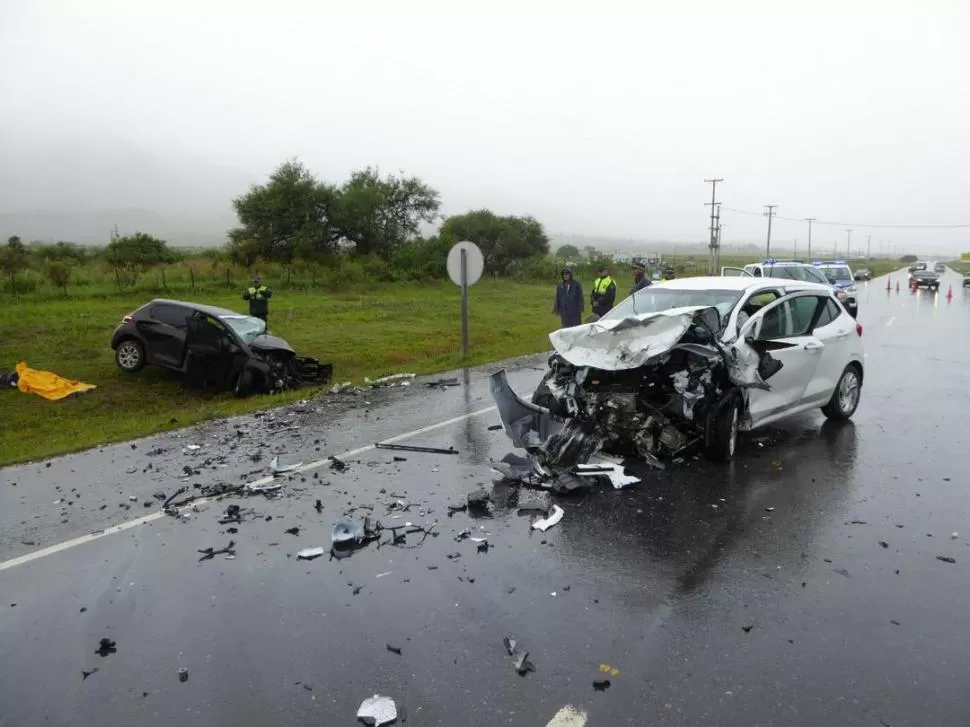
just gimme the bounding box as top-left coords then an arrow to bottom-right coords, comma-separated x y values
335,167 -> 440,257
556,244 -> 580,259
47,260 -> 72,295
439,210 -> 550,275
229,159 -> 341,263
0,236 -> 29,293
104,231 -> 172,286
899,254 -> 917,263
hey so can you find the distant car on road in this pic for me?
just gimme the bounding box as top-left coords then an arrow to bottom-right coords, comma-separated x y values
963,272 -> 970,288
934,262 -> 946,273
909,261 -> 928,274
853,268 -> 872,281
910,269 -> 941,291
812,261 -> 859,318
110,299 -> 331,395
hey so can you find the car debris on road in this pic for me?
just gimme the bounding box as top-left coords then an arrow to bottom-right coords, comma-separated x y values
503,636 -> 536,676
532,505 -> 565,532
356,694 -> 398,726
197,540 -> 236,561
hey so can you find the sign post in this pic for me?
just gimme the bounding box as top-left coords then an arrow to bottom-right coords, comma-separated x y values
447,241 -> 485,358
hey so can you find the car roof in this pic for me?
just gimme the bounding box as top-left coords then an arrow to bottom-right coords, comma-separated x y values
657,276 -> 833,293
140,298 -> 244,318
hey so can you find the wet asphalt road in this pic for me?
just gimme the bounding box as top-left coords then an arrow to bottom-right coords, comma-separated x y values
2,270 -> 970,726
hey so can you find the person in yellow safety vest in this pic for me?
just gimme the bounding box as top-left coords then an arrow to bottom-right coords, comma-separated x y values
590,265 -> 617,317
242,275 -> 273,324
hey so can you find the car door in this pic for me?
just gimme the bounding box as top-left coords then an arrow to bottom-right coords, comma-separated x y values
138,304 -> 190,369
721,267 -> 752,277
734,291 -> 827,426
804,297 -> 854,404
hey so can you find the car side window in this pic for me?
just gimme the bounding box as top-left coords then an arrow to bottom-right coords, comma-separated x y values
759,296 -> 822,339
752,268 -> 762,277
814,299 -> 841,328
151,304 -> 190,329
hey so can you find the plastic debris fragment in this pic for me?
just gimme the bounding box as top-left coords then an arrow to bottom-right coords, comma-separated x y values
332,517 -> 364,544
356,694 -> 397,726
271,455 -> 303,474
532,505 -> 565,532
297,547 -> 325,560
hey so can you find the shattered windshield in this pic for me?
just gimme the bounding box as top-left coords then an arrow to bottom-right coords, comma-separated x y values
221,315 -> 267,344
817,265 -> 853,284
607,287 -> 743,323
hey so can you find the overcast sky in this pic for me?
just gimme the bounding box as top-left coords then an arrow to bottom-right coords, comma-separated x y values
2,0 -> 969,252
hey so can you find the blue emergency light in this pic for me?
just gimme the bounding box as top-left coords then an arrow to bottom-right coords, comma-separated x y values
762,258 -> 778,265
811,260 -> 822,266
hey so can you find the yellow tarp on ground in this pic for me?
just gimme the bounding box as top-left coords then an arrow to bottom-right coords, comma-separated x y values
16,361 -> 97,401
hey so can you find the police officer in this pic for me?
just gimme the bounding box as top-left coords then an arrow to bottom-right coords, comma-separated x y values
591,265 -> 617,317
242,275 -> 272,324
631,262 -> 651,295
553,267 -> 584,328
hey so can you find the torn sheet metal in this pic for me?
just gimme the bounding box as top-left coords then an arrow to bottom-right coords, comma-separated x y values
532,505 -> 564,532
357,695 -> 397,726
548,306 -> 707,371
574,456 -> 640,489
489,369 -> 561,449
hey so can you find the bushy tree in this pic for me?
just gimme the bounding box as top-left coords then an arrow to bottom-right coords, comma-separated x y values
0,236 -> 29,293
47,260 -> 72,295
556,244 -> 580,259
440,210 -> 550,275
229,159 -> 341,263
104,231 -> 172,286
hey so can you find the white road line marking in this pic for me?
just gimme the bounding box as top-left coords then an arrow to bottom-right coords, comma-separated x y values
885,316 -> 895,327
0,405 -> 499,573
546,705 -> 588,727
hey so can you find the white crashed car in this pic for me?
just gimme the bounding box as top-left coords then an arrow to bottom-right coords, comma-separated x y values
492,276 -> 865,467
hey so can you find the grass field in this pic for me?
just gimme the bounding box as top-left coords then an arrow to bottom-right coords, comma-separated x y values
0,254 -> 914,466
0,280 -> 555,466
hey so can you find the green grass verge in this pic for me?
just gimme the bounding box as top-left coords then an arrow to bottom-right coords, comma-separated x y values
0,280 -> 554,466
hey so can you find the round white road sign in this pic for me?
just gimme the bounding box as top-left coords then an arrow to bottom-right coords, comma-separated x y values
447,241 -> 485,287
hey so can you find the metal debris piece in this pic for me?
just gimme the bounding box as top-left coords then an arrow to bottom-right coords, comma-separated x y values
937,555 -> 956,564
487,424 -> 504,431
198,540 -> 236,561
366,373 -> 416,387
386,644 -> 402,655
82,668 -> 99,680
593,679 -> 611,691
502,636 -> 536,676
297,547 -> 325,561
95,638 -> 116,657
248,482 -> 282,494
447,504 -> 467,517
284,527 -> 301,536
271,455 -> 303,474
573,456 -> 640,489
357,694 -> 398,726
477,541 -> 491,553
329,456 -> 348,472
879,541 -> 889,548
425,377 -> 460,388
375,442 -> 458,455
532,505 -> 565,532
178,667 -> 189,683
315,499 -> 323,513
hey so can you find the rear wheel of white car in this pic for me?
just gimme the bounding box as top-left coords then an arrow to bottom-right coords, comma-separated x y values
706,398 -> 740,463
822,365 -> 861,420
115,339 -> 145,372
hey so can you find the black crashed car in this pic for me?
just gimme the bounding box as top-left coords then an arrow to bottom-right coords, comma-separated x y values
109,299 -> 331,395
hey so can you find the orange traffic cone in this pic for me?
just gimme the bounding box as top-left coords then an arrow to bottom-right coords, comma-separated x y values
886,278 -> 892,291
895,281 -> 900,293
946,284 -> 953,301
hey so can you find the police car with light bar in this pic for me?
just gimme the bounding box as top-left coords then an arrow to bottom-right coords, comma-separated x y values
721,259 -> 857,318
810,260 -> 858,318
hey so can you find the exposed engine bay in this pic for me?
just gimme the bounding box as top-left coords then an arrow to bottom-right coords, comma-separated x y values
491,306 -> 782,469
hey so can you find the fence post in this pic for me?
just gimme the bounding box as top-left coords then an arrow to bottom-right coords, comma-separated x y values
226,268 -> 231,288
115,268 -> 122,292
161,268 -> 167,292
189,266 -> 196,291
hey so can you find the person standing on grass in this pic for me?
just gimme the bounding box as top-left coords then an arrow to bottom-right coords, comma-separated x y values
631,262 -> 651,295
590,264 -> 617,317
553,267 -> 584,328
243,275 -> 272,325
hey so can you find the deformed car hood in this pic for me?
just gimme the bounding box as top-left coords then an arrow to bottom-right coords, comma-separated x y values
249,334 -> 295,354
548,306 -> 712,371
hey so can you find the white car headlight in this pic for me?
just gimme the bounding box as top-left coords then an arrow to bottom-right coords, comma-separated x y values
846,285 -> 857,293
835,290 -> 847,300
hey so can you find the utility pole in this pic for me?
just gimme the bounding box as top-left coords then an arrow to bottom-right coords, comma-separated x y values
866,233 -> 871,260
764,205 -> 777,258
845,229 -> 853,259
804,218 -> 816,261
793,238 -> 798,259
716,223 -> 725,270
704,178 -> 723,274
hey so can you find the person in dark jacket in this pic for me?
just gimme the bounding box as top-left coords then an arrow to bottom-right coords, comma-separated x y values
590,265 -> 617,317
631,262 -> 651,295
242,275 -> 272,324
553,267 -> 584,328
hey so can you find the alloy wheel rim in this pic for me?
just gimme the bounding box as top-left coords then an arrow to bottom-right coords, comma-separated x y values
839,371 -> 860,413
118,344 -> 139,368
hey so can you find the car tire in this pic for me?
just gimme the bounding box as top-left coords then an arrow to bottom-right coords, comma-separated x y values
706,397 -> 740,463
822,365 -> 862,421
232,369 -> 253,398
115,339 -> 145,372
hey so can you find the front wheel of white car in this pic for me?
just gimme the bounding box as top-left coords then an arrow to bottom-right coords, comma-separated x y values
706,398 -> 740,463
822,365 -> 861,420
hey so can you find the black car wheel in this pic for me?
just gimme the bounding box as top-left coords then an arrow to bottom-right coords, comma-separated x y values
232,369 -> 253,398
115,339 -> 145,372
822,365 -> 862,420
706,396 -> 740,463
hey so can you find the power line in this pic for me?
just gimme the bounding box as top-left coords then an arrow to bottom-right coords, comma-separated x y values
720,206 -> 970,230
